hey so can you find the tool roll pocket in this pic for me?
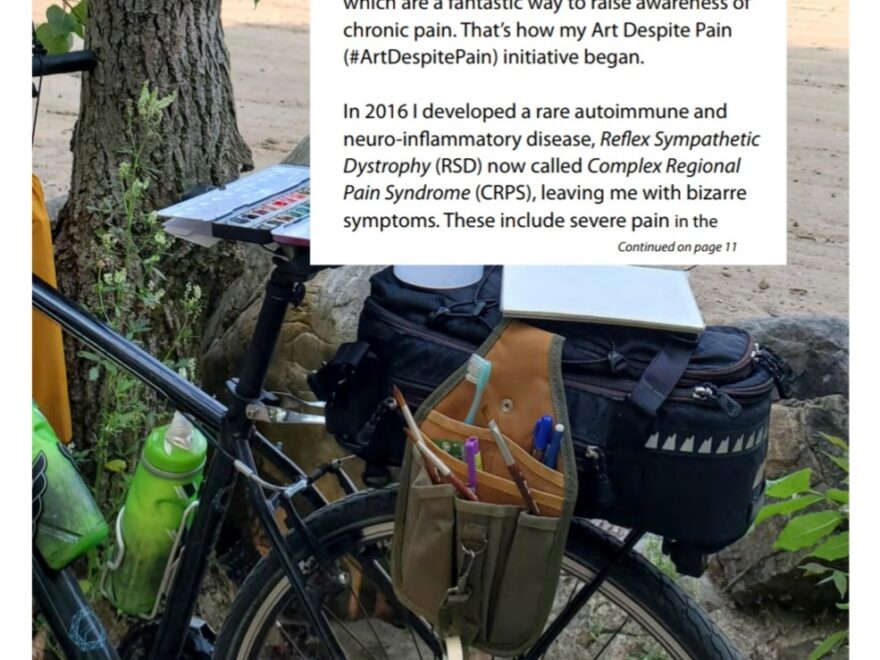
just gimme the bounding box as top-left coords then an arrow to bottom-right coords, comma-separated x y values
392,320 -> 578,656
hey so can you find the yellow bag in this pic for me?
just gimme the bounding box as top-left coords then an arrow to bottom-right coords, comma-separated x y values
33,175 -> 72,442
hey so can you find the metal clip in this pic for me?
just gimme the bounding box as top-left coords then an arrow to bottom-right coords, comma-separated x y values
271,390 -> 327,412
445,539 -> 486,605
245,403 -> 325,426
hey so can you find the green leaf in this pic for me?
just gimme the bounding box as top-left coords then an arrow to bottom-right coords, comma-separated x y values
820,433 -> 849,452
71,0 -> 88,24
46,5 -> 76,31
800,562 -> 832,576
35,21 -> 73,55
831,571 -> 848,599
105,459 -> 127,473
823,452 -> 849,474
68,0 -> 87,38
836,603 -> 849,611
766,468 -> 812,498
88,366 -> 100,381
826,488 -> 849,505
755,494 -> 822,526
78,350 -> 103,363
810,532 -> 849,562
774,510 -> 843,552
808,630 -> 848,660
115,379 -> 139,395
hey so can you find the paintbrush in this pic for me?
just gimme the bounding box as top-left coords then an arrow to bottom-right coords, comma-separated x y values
393,386 -> 479,502
403,429 -> 442,485
488,419 -> 541,516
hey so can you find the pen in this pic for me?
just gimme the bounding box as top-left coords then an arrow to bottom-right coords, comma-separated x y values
488,420 -> 541,516
543,423 -> 565,469
464,437 -> 481,494
531,415 -> 553,461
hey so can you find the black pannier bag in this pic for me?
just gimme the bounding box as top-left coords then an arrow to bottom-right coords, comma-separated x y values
309,266 -> 793,575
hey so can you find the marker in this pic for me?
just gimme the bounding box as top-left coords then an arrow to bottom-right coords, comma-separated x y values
532,415 -> 553,461
543,423 -> 565,469
464,437 -> 481,494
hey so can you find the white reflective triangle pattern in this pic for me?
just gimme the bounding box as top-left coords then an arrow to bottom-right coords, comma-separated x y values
745,433 -> 755,450
662,434 -> 677,451
698,438 -> 713,454
760,425 -> 768,444
754,465 -> 766,489
732,436 -> 744,453
716,437 -> 730,454
680,436 -> 695,453
645,432 -> 660,450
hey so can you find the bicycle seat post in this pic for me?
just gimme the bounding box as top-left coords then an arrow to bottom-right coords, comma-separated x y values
232,246 -> 312,414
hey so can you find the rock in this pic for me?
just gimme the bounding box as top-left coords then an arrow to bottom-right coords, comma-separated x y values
282,135 -> 310,166
707,396 -> 848,609
776,637 -> 848,660
734,316 -> 848,400
201,263 -> 382,499
701,596 -> 848,660
766,395 -> 849,489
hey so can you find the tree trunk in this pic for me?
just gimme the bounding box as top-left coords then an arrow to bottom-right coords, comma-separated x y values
55,0 -> 253,444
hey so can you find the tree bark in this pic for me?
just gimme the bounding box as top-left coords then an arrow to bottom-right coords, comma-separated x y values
55,0 -> 253,443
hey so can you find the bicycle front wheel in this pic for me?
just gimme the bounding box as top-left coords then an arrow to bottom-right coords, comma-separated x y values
214,487 -> 742,660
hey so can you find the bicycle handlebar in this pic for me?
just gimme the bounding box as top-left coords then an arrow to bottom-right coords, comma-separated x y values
32,50 -> 97,77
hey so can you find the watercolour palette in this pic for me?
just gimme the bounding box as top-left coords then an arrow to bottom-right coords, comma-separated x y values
211,182 -> 311,245
159,164 -> 311,247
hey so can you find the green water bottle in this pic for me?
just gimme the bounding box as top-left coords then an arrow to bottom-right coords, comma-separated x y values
103,412 -> 207,616
32,402 -> 109,570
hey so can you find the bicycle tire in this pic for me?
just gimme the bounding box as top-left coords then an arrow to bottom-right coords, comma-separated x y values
214,486 -> 742,660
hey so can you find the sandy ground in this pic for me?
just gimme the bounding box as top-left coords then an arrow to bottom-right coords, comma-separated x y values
31,0 -> 848,324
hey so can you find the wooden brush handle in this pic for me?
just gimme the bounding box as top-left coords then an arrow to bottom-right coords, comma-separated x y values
506,463 -> 542,516
446,470 -> 479,502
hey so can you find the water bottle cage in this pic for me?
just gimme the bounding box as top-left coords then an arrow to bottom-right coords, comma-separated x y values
101,500 -> 200,620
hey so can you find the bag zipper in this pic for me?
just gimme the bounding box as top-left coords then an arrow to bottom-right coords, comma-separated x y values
367,299 -> 772,412
584,446 -> 615,507
564,372 -> 772,408
629,331 -> 757,384
752,344 -> 795,399
369,298 -> 757,384
364,298 -> 479,354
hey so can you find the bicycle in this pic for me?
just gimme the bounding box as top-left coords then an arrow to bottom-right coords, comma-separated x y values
32,50 -> 743,660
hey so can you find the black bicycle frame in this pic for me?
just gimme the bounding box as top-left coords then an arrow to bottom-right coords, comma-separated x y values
33,248 -> 350,660
30,46 -> 643,660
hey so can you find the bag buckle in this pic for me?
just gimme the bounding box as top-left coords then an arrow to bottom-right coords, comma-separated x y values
445,540 -> 486,605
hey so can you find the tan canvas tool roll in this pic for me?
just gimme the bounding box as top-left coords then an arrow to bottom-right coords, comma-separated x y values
33,174 -> 72,442
392,320 -> 578,656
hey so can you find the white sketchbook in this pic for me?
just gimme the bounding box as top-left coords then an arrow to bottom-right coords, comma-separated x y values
501,266 -> 705,334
